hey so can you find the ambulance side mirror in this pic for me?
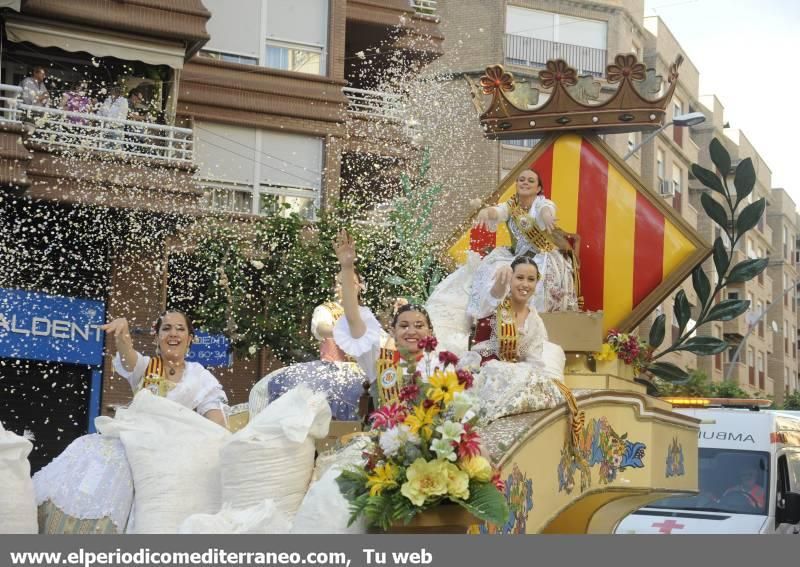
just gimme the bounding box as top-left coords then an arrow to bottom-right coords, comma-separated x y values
780,492 -> 800,524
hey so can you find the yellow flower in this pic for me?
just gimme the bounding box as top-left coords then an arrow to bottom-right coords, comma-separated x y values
366,462 -> 399,497
404,404 -> 439,440
400,458 -> 449,506
444,461 -> 470,500
427,369 -> 465,406
595,343 -> 617,362
458,455 -> 493,483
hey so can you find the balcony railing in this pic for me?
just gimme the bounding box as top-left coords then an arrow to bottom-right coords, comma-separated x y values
0,84 -> 193,166
504,34 -> 607,78
342,87 -> 406,122
411,0 -> 437,15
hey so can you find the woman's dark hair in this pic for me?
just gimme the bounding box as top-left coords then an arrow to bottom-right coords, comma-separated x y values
511,255 -> 541,279
155,310 -> 195,336
391,303 -> 433,329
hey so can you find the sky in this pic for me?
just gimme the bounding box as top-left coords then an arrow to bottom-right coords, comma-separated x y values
644,0 -> 800,205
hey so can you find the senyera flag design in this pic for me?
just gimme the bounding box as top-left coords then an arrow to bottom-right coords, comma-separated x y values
448,133 -> 710,333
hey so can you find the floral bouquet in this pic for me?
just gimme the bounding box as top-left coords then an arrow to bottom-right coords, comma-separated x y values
596,329 -> 653,373
336,337 -> 509,530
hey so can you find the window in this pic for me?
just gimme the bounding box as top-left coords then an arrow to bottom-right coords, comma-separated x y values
673,96 -> 684,146
748,347 -> 755,385
199,50 -> 259,65
672,163 -> 683,211
786,320 -> 790,354
757,352 -> 765,390
784,226 -> 790,260
505,7 -> 607,50
657,149 -> 667,194
194,121 -> 324,217
202,0 -> 329,76
758,300 -> 764,337
728,291 -> 740,300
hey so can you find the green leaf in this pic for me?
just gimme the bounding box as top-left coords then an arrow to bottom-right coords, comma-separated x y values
733,158 -> 756,204
649,313 -> 666,349
386,275 -> 409,286
713,237 -> 729,280
647,361 -> 689,383
673,290 -> 691,335
727,258 -> 769,283
675,336 -> 729,355
458,482 -> 509,526
691,163 -> 725,196
691,266 -> 711,306
701,193 -> 729,230
735,198 -> 766,236
706,299 -> 750,322
709,138 -> 732,183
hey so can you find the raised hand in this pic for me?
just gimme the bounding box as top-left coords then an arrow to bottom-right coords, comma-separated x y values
490,265 -> 513,299
334,229 -> 357,268
473,207 -> 497,231
100,317 -> 130,338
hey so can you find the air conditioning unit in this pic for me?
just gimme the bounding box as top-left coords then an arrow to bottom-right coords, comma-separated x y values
658,179 -> 673,196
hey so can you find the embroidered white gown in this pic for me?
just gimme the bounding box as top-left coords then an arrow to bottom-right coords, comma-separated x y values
32,353 -> 227,533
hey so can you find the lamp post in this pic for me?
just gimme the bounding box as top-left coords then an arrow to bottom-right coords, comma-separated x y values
622,112 -> 706,160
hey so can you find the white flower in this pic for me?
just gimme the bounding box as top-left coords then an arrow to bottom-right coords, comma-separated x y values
379,424 -> 419,457
435,420 -> 464,443
250,260 -> 264,270
248,345 -> 257,355
430,438 -> 457,461
356,51 -> 366,60
451,391 -> 479,422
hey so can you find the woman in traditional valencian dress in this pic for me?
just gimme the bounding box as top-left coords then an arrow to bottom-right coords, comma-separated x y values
472,168 -> 580,314
32,310 -> 228,533
468,256 -> 565,422
332,230 -> 446,407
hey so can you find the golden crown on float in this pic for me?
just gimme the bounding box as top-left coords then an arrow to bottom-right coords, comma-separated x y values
478,53 -> 684,137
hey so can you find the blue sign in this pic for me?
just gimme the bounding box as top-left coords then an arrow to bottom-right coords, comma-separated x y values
187,330 -> 232,368
0,288 -> 105,366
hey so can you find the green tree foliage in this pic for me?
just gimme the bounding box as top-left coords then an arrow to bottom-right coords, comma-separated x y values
179,151 -> 445,363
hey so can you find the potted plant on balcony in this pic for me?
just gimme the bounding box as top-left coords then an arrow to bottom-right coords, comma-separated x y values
336,339 -> 509,533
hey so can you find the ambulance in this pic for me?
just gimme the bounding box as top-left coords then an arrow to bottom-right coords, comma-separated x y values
615,399 -> 800,534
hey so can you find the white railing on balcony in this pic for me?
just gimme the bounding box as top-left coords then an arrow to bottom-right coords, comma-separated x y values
342,87 -> 406,122
504,34 -> 607,78
0,84 -> 193,166
411,0 -> 437,15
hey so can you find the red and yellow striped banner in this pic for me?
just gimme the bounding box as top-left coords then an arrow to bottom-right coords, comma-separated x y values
449,134 -> 706,332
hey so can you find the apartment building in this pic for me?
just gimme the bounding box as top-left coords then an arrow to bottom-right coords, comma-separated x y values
766,188 -> 798,406
0,0 -> 442,469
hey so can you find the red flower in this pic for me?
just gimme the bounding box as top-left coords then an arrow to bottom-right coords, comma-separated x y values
456,369 -> 474,389
491,470 -> 506,492
369,403 -> 407,430
423,399 -> 436,410
438,351 -> 459,367
363,451 -> 378,472
399,383 -> 421,402
418,336 -> 438,352
457,424 -> 481,459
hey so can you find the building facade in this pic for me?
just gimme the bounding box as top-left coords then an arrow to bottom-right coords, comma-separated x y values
0,0 -> 442,469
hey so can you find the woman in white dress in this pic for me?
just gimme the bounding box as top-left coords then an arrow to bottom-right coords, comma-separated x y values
468,256 -> 565,422
33,310 -> 228,533
472,168 -> 579,314
332,230 -> 446,408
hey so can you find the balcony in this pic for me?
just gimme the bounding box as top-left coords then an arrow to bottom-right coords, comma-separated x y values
504,34 -> 607,78
342,87 -> 416,156
0,83 -> 199,212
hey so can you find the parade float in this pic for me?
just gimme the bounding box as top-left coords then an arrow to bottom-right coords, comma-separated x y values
378,53 -> 715,534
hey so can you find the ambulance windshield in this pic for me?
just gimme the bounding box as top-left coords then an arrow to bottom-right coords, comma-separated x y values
648,449 -> 769,515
